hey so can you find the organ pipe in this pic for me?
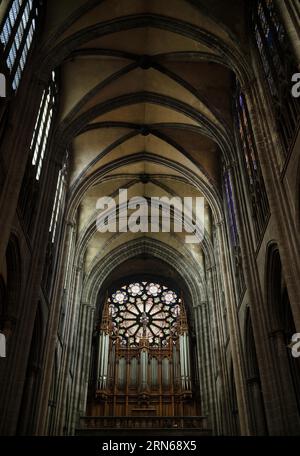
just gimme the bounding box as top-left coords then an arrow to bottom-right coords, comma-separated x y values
97,332 -> 109,389
94,291 -> 194,418
179,332 -> 191,390
140,349 -> 148,390
97,332 -> 103,389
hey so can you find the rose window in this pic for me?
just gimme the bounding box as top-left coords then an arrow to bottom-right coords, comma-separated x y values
108,281 -> 181,347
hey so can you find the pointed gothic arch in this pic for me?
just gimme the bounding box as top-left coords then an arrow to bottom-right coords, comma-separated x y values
265,243 -> 300,433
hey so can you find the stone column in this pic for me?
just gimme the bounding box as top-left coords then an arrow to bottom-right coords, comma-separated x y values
216,221 -> 251,435
206,263 -> 232,434
35,219 -> 76,435
53,261 -> 84,435
193,302 -> 215,421
78,303 -> 95,420
277,0 -> 300,65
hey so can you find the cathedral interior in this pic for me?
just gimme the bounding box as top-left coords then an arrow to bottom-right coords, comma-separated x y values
0,0 -> 300,437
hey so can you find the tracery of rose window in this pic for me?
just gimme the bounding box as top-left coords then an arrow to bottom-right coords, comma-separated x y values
108,281 -> 181,347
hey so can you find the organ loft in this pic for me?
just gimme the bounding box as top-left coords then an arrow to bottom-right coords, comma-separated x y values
87,282 -> 199,425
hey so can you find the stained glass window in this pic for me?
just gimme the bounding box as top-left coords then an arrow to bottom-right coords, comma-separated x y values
0,0 -> 42,91
49,162 -> 66,243
108,281 -> 181,347
18,70 -> 58,235
223,169 -> 246,299
224,170 -> 239,248
235,82 -> 269,242
252,0 -> 300,153
30,70 -> 57,181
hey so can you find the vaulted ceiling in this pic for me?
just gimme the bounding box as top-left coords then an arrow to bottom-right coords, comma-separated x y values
36,0 -> 249,279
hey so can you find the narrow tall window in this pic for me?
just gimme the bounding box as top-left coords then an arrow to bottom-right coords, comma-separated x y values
224,169 -> 246,300
18,71 -> 58,233
41,157 -> 67,296
49,165 -> 66,244
30,71 -> 57,180
0,0 -> 42,90
235,82 -> 269,243
224,170 -> 239,248
252,0 -> 300,153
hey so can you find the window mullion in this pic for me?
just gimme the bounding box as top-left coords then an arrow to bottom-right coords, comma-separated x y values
32,99 -> 50,168
30,90 -> 47,160
242,103 -> 261,181
10,4 -> 36,83
255,16 -> 280,98
237,109 -> 255,197
239,114 -> 254,186
235,81 -> 270,244
2,0 -> 27,56
49,172 -> 61,233
36,109 -> 53,180
52,176 -> 64,241
260,0 -> 286,70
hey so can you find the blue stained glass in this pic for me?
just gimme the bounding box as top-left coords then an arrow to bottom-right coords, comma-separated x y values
224,171 -> 238,247
0,0 -> 38,90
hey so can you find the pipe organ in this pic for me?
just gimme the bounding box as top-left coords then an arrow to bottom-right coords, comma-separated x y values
88,281 -> 199,418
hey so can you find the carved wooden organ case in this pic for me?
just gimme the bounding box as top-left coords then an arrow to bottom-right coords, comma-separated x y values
88,281 -> 199,417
